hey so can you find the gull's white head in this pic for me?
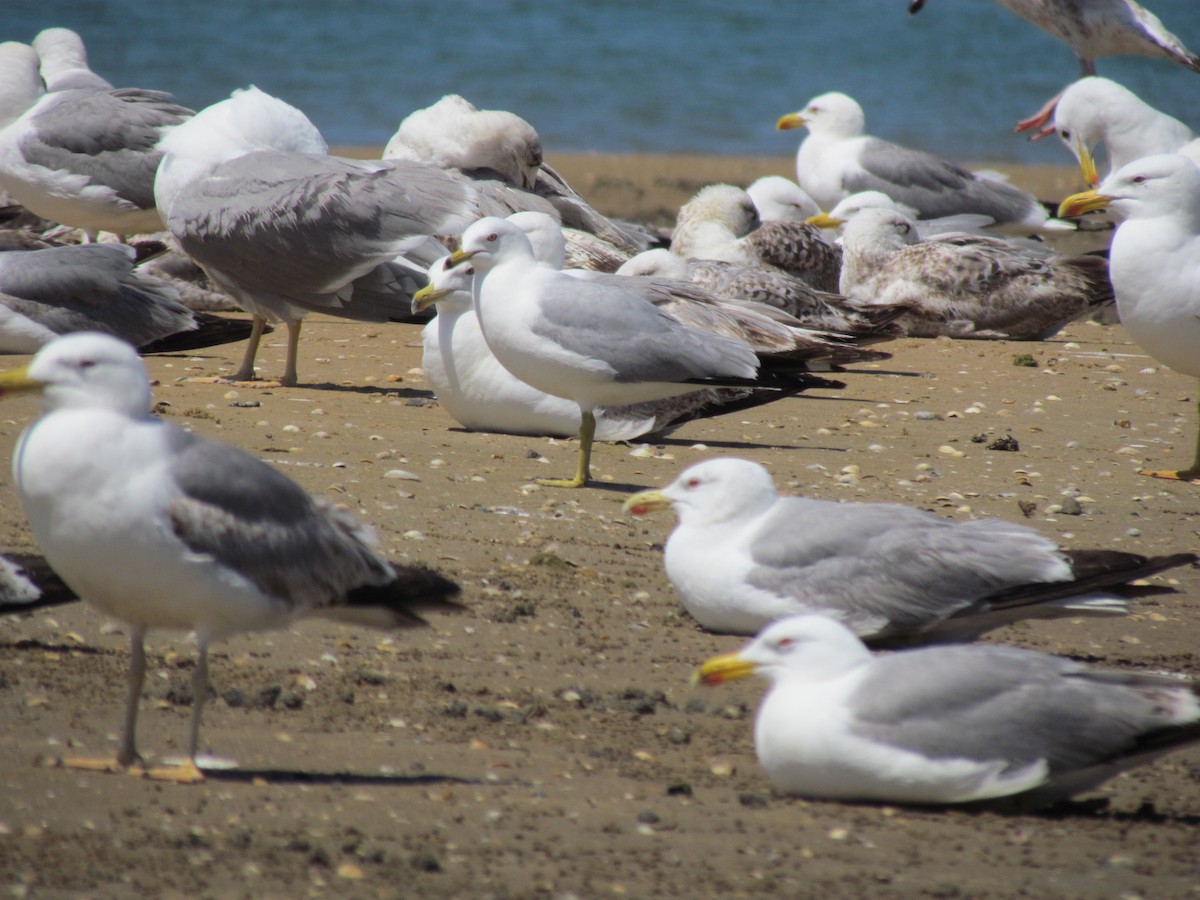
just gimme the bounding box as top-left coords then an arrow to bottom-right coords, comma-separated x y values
697,614 -> 872,688
616,248 -> 690,279
839,206 -> 921,252
746,176 -> 821,223
676,184 -> 762,240
777,92 -> 866,139
31,27 -> 111,91
0,333 -> 152,416
0,42 -> 43,127
623,457 -> 780,527
411,255 -> 475,315
386,94 -> 544,191
451,217 -> 537,274
1094,153 -> 1200,224
508,211 -> 566,269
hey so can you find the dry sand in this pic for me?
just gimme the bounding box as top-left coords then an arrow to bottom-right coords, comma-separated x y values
1,156 -> 1199,898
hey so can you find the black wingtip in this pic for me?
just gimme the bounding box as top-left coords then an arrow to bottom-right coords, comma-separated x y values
344,565 -> 464,627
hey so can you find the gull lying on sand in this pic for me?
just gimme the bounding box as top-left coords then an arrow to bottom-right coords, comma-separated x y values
624,457 -> 1193,642
697,614 -> 1200,808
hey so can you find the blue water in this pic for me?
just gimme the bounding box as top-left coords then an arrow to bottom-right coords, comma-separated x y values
8,0 -> 1200,163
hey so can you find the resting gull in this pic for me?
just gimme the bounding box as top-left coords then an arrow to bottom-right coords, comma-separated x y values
385,94 -> 655,253
910,0 -> 1200,134
155,86 -> 478,386
623,457 -> 1193,642
746,176 -> 822,224
0,333 -> 461,781
776,92 -> 1057,229
810,191 -> 1000,241
446,218 -> 791,488
0,41 -> 192,239
696,613 -> 1200,807
31,27 -> 113,92
1053,76 -> 1200,185
672,183 -> 842,292
838,207 -> 1112,339
1059,153 -> 1200,481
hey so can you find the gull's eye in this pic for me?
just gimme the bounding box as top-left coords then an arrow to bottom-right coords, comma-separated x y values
78,359 -> 97,370
466,266 -> 475,275
774,637 -> 795,650
1059,129 -> 1071,140
1131,175 -> 1147,185
685,477 -> 701,489
486,232 -> 498,242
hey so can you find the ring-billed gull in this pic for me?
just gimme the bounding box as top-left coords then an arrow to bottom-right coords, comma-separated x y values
0,41 -> 192,240
910,0 -> 1200,134
672,184 -> 841,292
623,457 -> 1193,642
448,218 -> 784,488
154,86 -> 478,386
776,92 -> 1057,228
1053,76 -> 1200,186
838,207 -> 1112,339
696,614 -> 1200,807
1059,153 -> 1200,481
0,333 -> 461,781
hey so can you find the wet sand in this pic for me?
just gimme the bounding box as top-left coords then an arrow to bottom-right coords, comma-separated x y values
1,156 -> 1198,898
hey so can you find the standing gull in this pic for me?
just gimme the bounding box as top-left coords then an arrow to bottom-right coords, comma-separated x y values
0,333 -> 461,781
1059,154 -> 1200,481
447,218 -> 770,488
696,614 -> 1200,808
837,207 -> 1112,339
623,457 -> 1193,642
155,86 -> 478,386
910,0 -> 1200,134
1053,76 -> 1200,186
776,92 -> 1057,228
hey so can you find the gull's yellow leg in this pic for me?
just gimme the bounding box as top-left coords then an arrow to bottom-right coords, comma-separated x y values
539,409 -> 596,488
1142,382 -> 1200,483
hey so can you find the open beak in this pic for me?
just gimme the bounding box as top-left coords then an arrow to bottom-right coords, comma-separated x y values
1057,188 -> 1112,218
0,365 -> 42,399
621,488 -> 673,517
693,651 -> 758,687
776,112 -> 807,132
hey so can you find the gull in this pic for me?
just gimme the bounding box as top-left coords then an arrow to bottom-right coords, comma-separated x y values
696,614 -> 1200,808
0,333 -> 461,781
1053,76 -> 1200,185
1059,153 -> 1200,481
671,183 -> 842,292
0,41 -> 192,240
154,86 -> 479,386
447,218 -> 777,488
0,42 -> 43,129
838,207 -> 1112,339
617,248 -> 905,337
0,243 -> 255,354
810,191 -> 1001,241
910,0 -> 1200,134
623,457 -> 1193,642
746,176 -> 822,223
385,94 -> 655,253
776,92 -> 1057,229
31,27 -> 113,92
0,551 -> 77,616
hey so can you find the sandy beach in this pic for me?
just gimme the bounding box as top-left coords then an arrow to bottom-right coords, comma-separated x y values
1,156 -> 1198,898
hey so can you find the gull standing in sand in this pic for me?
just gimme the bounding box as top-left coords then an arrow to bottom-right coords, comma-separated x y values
696,614 -> 1200,807
909,0 -> 1200,134
447,218 -> 769,488
776,92 -> 1058,229
837,207 -> 1112,339
1053,76 -> 1200,185
624,457 -> 1193,642
154,86 -> 479,386
1059,153 -> 1200,481
0,333 -> 461,782
0,38 -> 192,239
